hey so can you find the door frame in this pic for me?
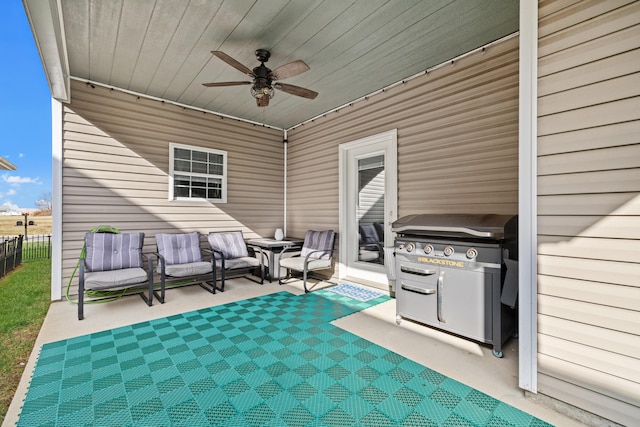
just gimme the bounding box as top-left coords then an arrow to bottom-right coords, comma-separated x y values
338,129 -> 398,287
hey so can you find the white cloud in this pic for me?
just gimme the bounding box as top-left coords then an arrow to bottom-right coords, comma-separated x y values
6,189 -> 16,196
1,201 -> 20,211
1,173 -> 42,186
19,153 -> 24,158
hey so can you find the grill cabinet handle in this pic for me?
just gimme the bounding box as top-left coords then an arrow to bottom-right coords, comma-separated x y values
400,265 -> 436,276
401,283 -> 436,295
437,271 -> 446,323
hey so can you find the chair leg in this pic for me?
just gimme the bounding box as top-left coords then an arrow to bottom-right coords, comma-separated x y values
303,269 -> 309,293
78,277 -> 84,320
213,264 -> 220,292
154,262 -> 166,304
147,277 -> 153,307
259,262 -> 264,285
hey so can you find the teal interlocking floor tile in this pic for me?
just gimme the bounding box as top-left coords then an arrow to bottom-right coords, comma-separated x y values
18,290 -> 552,426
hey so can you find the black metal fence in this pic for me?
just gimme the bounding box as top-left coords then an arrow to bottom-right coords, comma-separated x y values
22,234 -> 52,260
0,235 -> 23,280
0,234 -> 51,277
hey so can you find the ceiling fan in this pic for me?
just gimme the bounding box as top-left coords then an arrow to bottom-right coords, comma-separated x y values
202,49 -> 318,107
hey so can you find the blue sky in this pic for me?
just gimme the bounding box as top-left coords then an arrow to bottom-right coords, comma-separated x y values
0,2 -> 52,211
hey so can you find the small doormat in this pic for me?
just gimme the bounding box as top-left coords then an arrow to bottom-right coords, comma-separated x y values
327,283 -> 384,302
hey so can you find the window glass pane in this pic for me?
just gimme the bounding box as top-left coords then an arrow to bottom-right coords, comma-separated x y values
174,175 -> 190,187
208,164 -> 223,175
192,176 -> 206,187
207,188 -> 221,199
174,148 -> 191,160
192,162 -> 207,174
192,187 -> 206,198
174,159 -> 191,172
175,186 -> 190,198
209,153 -> 223,164
207,178 -> 222,200
192,151 -> 207,162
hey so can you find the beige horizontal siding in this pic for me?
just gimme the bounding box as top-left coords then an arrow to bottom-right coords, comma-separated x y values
538,353 -> 640,409
538,193 -> 640,215
538,274 -> 639,312
539,315 -> 640,360
536,1 -> 640,422
287,36 -> 519,239
537,372 -> 640,427
539,236 -> 640,264
61,80 -> 284,296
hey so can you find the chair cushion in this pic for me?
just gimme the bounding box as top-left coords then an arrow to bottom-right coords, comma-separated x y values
156,232 -> 202,265
215,256 -> 260,270
164,261 -> 212,277
85,232 -> 144,272
208,231 -> 249,259
84,267 -> 148,290
359,249 -> 380,262
280,257 -> 331,272
301,230 -> 335,260
359,224 -> 380,244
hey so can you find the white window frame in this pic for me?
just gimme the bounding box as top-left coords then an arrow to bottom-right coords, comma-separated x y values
169,142 -> 227,203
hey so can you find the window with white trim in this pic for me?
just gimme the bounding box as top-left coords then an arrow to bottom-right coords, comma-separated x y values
169,143 -> 227,203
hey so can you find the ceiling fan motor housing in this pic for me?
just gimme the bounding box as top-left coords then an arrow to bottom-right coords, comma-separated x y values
255,49 -> 271,63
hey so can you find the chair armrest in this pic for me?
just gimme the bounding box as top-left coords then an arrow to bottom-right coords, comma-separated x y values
303,249 -> 332,264
247,245 -> 268,264
279,246 -> 302,257
141,253 -> 153,276
154,252 -> 165,264
201,248 -> 214,261
208,247 -> 225,259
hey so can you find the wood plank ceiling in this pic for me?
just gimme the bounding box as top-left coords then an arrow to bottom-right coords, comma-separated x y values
49,0 -> 518,129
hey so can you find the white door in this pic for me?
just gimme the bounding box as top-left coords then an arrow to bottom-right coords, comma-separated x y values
339,130 -> 397,289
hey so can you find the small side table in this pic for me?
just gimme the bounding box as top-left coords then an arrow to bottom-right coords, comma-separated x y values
247,238 -> 303,282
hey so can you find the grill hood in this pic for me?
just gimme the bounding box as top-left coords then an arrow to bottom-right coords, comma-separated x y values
392,214 -> 517,240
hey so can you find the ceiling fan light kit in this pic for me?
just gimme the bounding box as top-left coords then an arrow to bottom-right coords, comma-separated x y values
203,49 -> 318,107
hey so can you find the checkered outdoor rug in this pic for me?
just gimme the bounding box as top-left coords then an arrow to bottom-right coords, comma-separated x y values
17,290 -> 551,426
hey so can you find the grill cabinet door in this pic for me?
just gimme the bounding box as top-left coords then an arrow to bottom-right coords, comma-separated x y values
437,267 -> 490,343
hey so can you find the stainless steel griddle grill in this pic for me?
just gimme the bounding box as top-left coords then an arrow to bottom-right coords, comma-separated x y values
391,214 -> 518,358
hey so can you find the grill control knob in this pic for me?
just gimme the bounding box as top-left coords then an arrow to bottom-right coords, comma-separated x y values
466,248 -> 478,259
406,243 -> 415,252
424,244 -> 434,255
444,246 -> 454,256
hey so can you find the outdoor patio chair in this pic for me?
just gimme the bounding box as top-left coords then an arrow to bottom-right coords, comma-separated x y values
78,231 -> 153,320
279,229 -> 336,293
155,232 -> 215,302
207,231 -> 266,292
358,223 -> 383,263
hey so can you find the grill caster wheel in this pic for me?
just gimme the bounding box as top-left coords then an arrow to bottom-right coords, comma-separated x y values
395,315 -> 402,325
492,349 -> 503,358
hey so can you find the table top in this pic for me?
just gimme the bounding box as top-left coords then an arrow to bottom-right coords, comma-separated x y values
247,238 -> 303,249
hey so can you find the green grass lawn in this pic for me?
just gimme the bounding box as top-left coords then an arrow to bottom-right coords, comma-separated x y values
0,258 -> 51,423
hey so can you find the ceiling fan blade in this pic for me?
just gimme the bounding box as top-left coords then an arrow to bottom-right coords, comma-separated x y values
211,51 -> 254,76
274,82 -> 318,99
202,81 -> 251,87
256,96 -> 269,107
270,60 -> 310,80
